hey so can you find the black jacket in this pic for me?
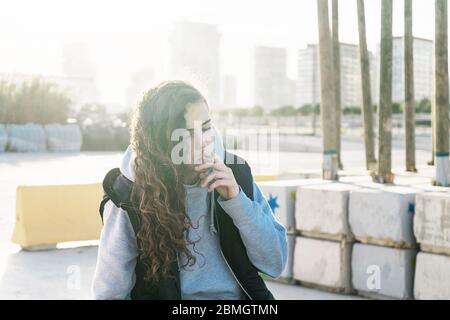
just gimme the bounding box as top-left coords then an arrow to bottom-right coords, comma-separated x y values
99,152 -> 274,300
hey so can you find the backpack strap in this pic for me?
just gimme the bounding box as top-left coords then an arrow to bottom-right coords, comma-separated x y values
99,168 -> 140,234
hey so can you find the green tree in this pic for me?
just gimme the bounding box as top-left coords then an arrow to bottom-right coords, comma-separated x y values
392,102 -> 403,114
231,108 -> 249,117
416,98 -> 431,113
0,81 -> 16,123
1,78 -> 72,124
249,105 -> 265,117
77,103 -> 107,125
270,105 -> 298,117
343,106 -> 362,115
298,104 -> 316,116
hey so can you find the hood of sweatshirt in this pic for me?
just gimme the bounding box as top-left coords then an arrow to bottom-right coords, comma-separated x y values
119,125 -> 225,183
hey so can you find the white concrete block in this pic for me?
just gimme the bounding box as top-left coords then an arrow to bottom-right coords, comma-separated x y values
295,183 -> 360,240
340,175 -> 431,189
349,186 -> 418,247
414,192 -> 450,255
258,179 -> 328,231
280,234 -> 296,279
351,243 -> 416,299
411,184 -> 449,193
293,237 -> 352,292
414,252 -> 450,300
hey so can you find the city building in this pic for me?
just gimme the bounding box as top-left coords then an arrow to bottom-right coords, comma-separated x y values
373,37 -> 433,104
126,68 -> 155,109
222,74 -> 237,107
169,21 -> 221,107
253,46 -> 296,109
297,43 -> 376,109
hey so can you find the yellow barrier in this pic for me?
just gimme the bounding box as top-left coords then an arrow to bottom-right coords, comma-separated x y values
254,175 -> 278,182
12,183 -> 104,249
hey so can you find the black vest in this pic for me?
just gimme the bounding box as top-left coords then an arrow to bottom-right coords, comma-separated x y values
99,152 -> 275,300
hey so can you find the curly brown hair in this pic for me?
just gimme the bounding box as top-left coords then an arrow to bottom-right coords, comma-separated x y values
130,80 -> 207,282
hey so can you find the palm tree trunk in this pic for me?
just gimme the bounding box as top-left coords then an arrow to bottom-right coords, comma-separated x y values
374,0 -> 394,183
434,0 -> 450,186
332,0 -> 343,170
405,0 -> 417,172
429,61 -> 436,166
357,0 -> 377,171
317,0 -> 339,180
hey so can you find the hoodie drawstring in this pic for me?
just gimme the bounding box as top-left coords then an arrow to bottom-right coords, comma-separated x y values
209,191 -> 217,235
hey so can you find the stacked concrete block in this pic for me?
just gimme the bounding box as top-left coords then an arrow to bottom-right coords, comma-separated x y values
6,124 -> 46,152
349,186 -> 418,248
348,185 -> 418,299
44,124 -> 82,152
414,192 -> 450,255
352,243 -> 416,299
414,252 -> 450,299
258,179 -> 328,282
259,179 -> 328,232
293,237 -> 352,293
294,182 -> 358,292
295,182 -> 360,241
413,192 -> 450,299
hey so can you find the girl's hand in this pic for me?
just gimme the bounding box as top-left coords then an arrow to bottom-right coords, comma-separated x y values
195,155 -> 240,200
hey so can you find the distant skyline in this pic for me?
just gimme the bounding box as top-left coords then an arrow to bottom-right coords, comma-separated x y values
0,0 -> 436,107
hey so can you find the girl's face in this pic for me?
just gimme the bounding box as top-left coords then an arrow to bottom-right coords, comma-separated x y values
183,101 -> 214,166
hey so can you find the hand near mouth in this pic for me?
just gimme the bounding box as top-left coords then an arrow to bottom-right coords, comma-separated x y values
195,154 -> 240,200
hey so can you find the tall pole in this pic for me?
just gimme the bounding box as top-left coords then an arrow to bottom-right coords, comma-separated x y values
357,0 -> 377,171
434,0 -> 450,186
332,0 -> 343,170
374,0 -> 394,184
405,0 -> 417,172
317,0 -> 339,180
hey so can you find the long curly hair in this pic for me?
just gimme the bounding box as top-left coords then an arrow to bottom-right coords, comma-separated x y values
129,80 -> 207,281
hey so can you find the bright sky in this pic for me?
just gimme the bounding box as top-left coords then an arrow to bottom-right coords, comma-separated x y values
0,0 -> 436,107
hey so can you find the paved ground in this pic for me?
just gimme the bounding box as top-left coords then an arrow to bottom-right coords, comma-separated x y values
0,243 -> 363,300
0,134 -> 437,299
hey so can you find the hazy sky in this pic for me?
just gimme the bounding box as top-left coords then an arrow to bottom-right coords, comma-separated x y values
0,0 -> 436,107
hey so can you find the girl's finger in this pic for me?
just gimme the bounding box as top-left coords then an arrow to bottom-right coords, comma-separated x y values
207,179 -> 233,192
200,171 -> 228,188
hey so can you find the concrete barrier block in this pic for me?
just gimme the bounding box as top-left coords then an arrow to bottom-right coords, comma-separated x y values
414,252 -> 450,300
293,237 -> 352,292
12,183 -> 103,248
351,243 -> 416,299
341,175 -> 431,189
414,192 -> 450,255
349,186 -> 417,247
295,183 -> 359,240
259,179 -> 327,231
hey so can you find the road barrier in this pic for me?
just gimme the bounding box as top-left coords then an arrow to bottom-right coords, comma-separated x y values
12,183 -> 103,249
